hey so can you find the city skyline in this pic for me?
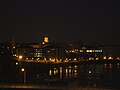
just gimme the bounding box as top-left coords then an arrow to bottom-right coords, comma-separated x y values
0,0 -> 120,44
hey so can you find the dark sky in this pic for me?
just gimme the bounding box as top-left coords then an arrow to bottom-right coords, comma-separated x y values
0,0 -> 120,44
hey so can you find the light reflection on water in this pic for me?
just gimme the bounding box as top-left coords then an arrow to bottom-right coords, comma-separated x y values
45,63 -> 120,87
20,62 -> 120,88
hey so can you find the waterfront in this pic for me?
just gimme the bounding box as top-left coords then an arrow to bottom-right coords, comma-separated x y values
0,60 -> 120,89
0,84 -> 117,90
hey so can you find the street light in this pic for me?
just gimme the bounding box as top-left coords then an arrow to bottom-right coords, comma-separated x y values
19,55 -> 23,59
21,68 -> 26,84
88,70 -> 92,87
88,70 -> 92,74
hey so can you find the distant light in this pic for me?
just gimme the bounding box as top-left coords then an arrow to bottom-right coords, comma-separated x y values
69,66 -> 72,68
66,58 -> 68,60
74,58 -> 77,61
89,58 -> 92,60
51,59 -> 55,62
49,70 -> 52,75
13,54 -> 17,57
104,64 -> 107,68
60,67 -> 62,73
88,71 -> 92,74
16,62 -> 18,65
65,50 -> 69,53
66,69 -> 68,73
44,37 -> 49,43
75,49 -> 78,51
86,50 -> 102,53
42,42 -> 45,44
79,50 -> 83,52
108,57 -> 113,60
21,68 -> 25,72
74,70 -> 77,73
103,56 -> 107,60
47,51 -> 50,53
69,69 -> 71,73
95,57 -> 99,60
86,50 -> 93,52
72,50 -> 75,53
82,47 -> 85,49
74,65 -> 77,69
69,58 -> 71,60
117,57 -> 120,60
19,55 -> 23,59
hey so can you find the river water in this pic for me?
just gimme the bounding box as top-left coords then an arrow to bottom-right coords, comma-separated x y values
19,61 -> 120,88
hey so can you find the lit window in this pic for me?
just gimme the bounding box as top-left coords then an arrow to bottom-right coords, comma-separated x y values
103,56 -> 107,60
47,51 -> 50,53
74,58 -> 77,61
117,57 -> 120,60
72,50 -> 75,53
87,50 -> 93,52
65,50 -> 69,53
108,57 -> 113,60
75,49 -> 78,51
95,57 -> 99,60
80,50 -> 83,52
89,50 -> 93,52
49,70 -> 52,75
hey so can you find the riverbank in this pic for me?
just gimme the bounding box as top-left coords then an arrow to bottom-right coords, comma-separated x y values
0,84 -> 117,90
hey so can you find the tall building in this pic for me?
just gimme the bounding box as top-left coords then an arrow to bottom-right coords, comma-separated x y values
42,35 -> 49,45
42,43 -> 65,62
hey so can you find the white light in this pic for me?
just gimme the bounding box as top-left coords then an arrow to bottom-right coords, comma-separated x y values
21,68 -> 25,72
74,65 -> 77,68
108,57 -> 113,60
16,62 -> 18,65
88,71 -> 92,74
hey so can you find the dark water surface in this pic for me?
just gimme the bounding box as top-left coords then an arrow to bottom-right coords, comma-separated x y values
0,60 -> 120,89
21,61 -> 120,88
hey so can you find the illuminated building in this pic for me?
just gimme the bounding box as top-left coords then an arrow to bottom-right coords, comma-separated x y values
13,44 -> 34,60
42,35 -> 49,45
13,43 -> 44,60
33,48 -> 43,59
0,42 -> 13,59
42,43 -> 65,61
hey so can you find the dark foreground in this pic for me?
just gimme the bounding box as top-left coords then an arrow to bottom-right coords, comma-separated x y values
0,84 -> 119,90
0,60 -> 120,90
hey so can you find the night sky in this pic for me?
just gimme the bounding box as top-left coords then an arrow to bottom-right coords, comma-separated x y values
0,0 -> 120,44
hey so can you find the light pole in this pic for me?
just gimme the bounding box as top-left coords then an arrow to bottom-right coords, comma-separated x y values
88,70 -> 92,87
21,68 -> 26,84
